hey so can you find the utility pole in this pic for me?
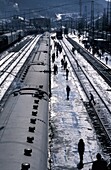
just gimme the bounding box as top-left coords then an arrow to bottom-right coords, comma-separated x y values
91,0 -> 95,54
106,0 -> 109,41
84,5 -> 87,31
80,0 -> 82,17
79,0 -> 82,33
107,0 -> 111,53
102,8 -> 106,32
110,0 -> 111,54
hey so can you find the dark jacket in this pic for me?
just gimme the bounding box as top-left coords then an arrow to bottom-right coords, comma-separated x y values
78,139 -> 85,154
92,159 -> 108,170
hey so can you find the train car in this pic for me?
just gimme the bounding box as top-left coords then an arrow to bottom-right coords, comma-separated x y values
93,39 -> 109,49
16,30 -> 24,41
56,28 -> 63,40
0,34 -> 8,51
0,32 -> 50,170
0,30 -> 24,52
6,30 -> 24,45
64,27 -> 68,35
5,32 -> 16,44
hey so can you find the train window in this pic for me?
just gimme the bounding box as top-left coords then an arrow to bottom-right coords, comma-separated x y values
39,85 -> 43,88
29,126 -> 35,133
32,111 -> 37,116
27,136 -> 34,143
24,148 -> 32,156
33,105 -> 38,110
34,99 -> 39,104
30,118 -> 36,124
21,163 -> 30,170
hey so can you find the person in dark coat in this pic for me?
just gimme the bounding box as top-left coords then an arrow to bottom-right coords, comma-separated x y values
56,49 -> 58,57
53,64 -> 58,75
89,92 -> 96,105
92,153 -> 108,170
72,47 -> 75,54
105,56 -> 108,65
63,55 -> 66,60
64,60 -> 67,70
75,59 -> 79,69
52,53 -> 55,63
78,139 -> 85,163
66,68 -> 69,80
108,158 -> 111,170
66,85 -> 70,100
61,58 -> 64,68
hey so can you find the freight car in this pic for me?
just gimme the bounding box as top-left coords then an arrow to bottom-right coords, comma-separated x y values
0,29 -> 24,52
0,32 -> 50,170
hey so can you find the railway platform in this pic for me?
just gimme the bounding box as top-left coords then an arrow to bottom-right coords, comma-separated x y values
49,37 -> 110,170
68,33 -> 111,68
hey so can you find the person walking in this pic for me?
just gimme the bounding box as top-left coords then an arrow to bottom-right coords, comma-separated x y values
72,47 -> 75,54
105,56 -> 108,65
61,58 -> 64,68
52,53 -> 55,63
64,60 -> 67,70
53,64 -> 58,75
78,139 -> 85,163
89,92 -> 96,105
66,85 -> 70,100
92,153 -> 108,170
66,68 -> 69,80
75,59 -> 79,69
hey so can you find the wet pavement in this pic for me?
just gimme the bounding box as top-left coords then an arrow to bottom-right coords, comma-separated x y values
49,37 -> 109,170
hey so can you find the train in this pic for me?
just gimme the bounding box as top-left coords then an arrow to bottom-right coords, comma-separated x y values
0,32 -> 50,170
92,31 -> 111,41
0,29 -> 24,52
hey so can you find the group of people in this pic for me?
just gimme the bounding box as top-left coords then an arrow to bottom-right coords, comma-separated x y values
52,44 -> 71,100
77,138 -> 111,170
52,42 -> 63,75
52,38 -> 110,170
61,55 -> 71,100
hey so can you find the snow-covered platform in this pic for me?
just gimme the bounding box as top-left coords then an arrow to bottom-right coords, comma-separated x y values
49,37 -> 109,170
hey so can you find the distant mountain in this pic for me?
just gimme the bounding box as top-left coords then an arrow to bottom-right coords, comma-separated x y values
0,0 -> 107,19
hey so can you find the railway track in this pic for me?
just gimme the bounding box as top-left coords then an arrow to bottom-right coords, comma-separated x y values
60,37 -> 111,154
0,35 -> 41,102
0,37 -> 34,81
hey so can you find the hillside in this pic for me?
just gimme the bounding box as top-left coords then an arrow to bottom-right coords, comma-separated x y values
0,0 -> 107,19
